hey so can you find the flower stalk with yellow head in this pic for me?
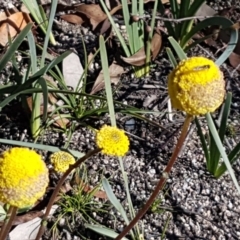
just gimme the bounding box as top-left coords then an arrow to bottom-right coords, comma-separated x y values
115,56 -> 226,240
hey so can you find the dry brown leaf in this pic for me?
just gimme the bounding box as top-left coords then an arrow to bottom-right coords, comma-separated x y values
121,31 -> 162,66
151,31 -> 162,60
0,12 -> 32,46
229,52 -> 240,71
90,62 -> 124,94
75,177 -> 107,199
0,210 -> 43,226
0,11 -> 7,22
74,4 -> 107,30
51,115 -> 70,128
60,13 -> 84,25
121,47 -> 146,66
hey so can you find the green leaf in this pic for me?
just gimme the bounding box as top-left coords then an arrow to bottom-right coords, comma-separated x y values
195,117 -> 210,166
40,0 -> 58,67
182,17 -> 238,64
100,0 -> 130,56
37,77 -> 49,122
85,224 -> 129,240
99,36 -> 116,127
166,47 -> 178,67
0,23 -> 33,73
102,178 -> 130,225
168,37 -> 187,61
0,138 -> 84,158
158,2 -> 176,38
27,30 -> 37,74
207,93 -> 232,173
206,113 -> 240,193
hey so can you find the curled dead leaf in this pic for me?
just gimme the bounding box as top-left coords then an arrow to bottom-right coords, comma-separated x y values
60,13 -> 84,25
121,31 -> 162,66
229,52 -> 240,71
151,31 -> 162,60
90,62 -> 124,94
0,12 -> 32,46
74,4 -> 107,30
121,47 -> 146,66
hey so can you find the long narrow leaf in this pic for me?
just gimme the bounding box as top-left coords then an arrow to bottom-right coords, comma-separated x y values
37,77 -> 48,122
208,93 -> 232,173
85,224 -> 129,240
100,0 -> 130,56
168,37 -> 187,60
102,178 -> 130,225
195,117 -> 210,165
158,2 -> 176,38
40,0 -> 58,67
0,138 -> 84,158
0,23 -> 33,72
166,47 -> 178,67
27,30 -> 37,74
182,17 -> 238,63
99,36 -> 116,127
206,113 -> 240,193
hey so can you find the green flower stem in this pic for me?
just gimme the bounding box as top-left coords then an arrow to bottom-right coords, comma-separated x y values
115,115 -> 193,240
35,148 -> 101,240
0,206 -> 18,240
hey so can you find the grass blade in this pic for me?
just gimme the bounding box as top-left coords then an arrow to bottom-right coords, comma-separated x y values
166,47 -> 178,67
0,138 -> 84,158
168,37 -> 187,60
100,0 -> 130,57
0,23 -> 33,72
99,35 -> 116,127
102,178 -> 130,225
206,113 -> 240,193
85,224 -> 129,240
40,0 -> 58,67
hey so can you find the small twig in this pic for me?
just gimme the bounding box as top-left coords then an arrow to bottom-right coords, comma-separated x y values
133,14 -> 212,23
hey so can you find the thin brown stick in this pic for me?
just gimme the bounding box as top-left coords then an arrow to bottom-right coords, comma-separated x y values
115,115 -> 193,240
0,206 -> 18,240
35,148 -> 101,240
133,15 -> 212,23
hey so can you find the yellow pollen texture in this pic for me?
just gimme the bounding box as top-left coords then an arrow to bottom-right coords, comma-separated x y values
0,147 -> 49,208
168,57 -> 225,116
96,125 -> 130,157
50,151 -> 75,173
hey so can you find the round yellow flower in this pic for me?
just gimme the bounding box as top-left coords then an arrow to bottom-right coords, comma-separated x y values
0,147 -> 49,208
168,57 -> 225,116
50,151 -> 75,173
96,125 -> 129,156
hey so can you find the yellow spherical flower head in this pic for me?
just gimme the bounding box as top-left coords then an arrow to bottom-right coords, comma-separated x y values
168,57 -> 225,116
0,147 -> 49,208
50,151 -> 75,173
96,125 -> 129,157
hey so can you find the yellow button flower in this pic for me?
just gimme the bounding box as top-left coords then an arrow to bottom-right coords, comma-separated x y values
50,151 -> 75,173
0,147 -> 49,208
96,125 -> 129,156
168,57 -> 225,116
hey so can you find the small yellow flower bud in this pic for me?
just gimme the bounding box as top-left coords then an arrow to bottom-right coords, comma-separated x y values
50,151 -> 75,173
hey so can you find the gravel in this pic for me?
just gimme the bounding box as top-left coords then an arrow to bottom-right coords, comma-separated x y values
1,0 -> 240,240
